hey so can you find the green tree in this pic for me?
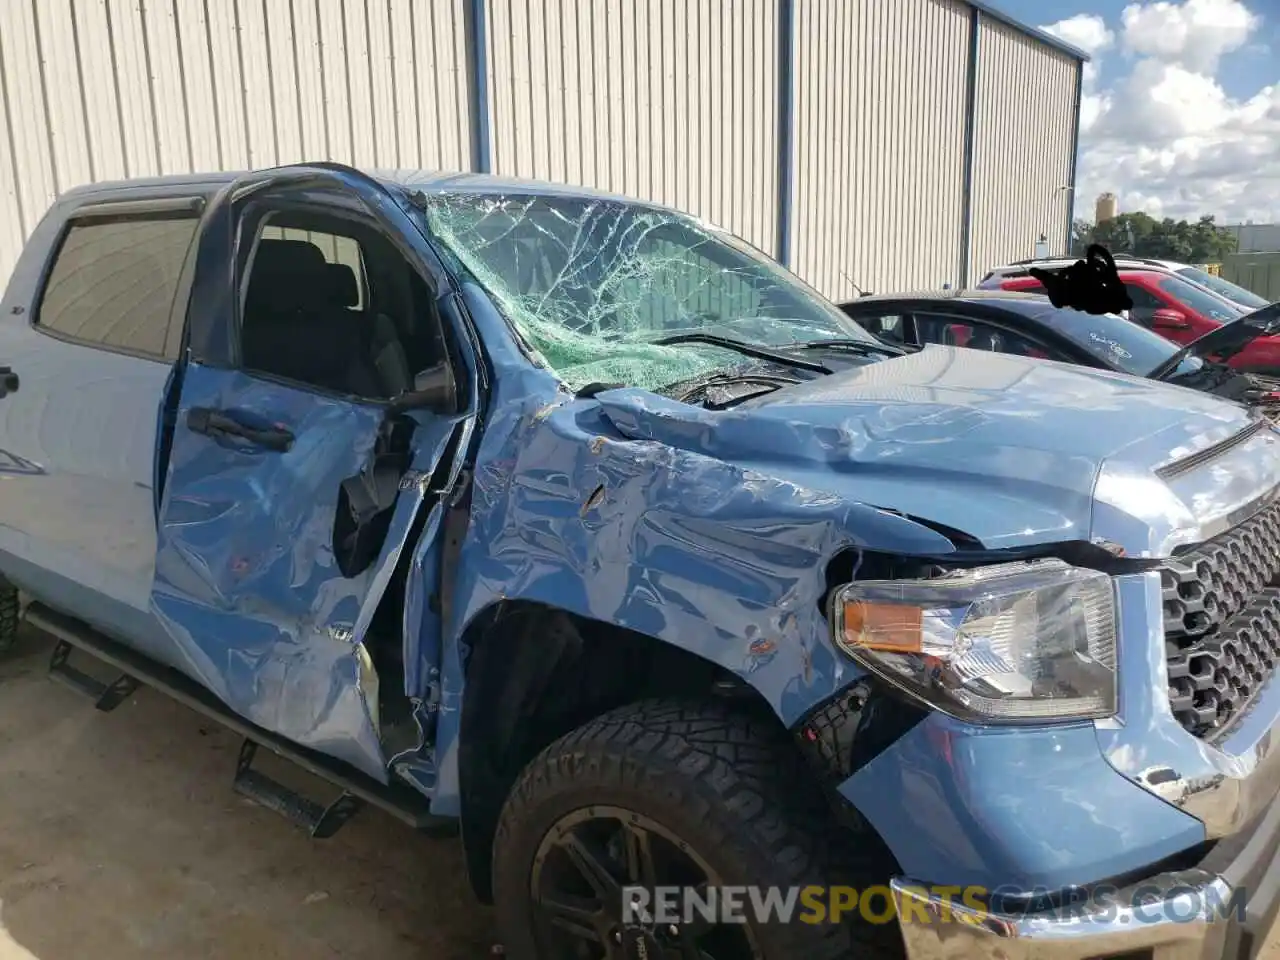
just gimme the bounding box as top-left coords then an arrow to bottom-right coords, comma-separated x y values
1071,212 -> 1237,263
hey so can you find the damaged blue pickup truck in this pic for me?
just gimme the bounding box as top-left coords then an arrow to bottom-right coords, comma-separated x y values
2,163 -> 1280,960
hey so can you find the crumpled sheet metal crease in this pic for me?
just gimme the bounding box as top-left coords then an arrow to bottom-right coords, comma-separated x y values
151,364 -> 455,781
427,284 -> 957,813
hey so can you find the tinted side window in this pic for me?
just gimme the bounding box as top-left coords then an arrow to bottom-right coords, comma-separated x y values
1124,282 -> 1165,326
855,312 -> 907,343
37,216 -> 199,359
915,313 -> 1048,357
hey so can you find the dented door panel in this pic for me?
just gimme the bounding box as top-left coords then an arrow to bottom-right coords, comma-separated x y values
152,362 -> 426,780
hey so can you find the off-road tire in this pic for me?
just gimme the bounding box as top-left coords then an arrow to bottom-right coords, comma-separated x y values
492,698 -> 902,960
0,578 -> 18,656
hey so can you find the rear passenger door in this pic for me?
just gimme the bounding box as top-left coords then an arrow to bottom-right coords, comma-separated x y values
151,174 -> 468,782
0,195 -> 201,661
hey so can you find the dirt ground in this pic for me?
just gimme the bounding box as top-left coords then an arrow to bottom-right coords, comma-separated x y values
0,626 -> 493,960
2,624 -> 1278,960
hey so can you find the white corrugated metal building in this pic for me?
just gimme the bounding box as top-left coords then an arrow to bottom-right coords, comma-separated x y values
0,0 -> 1085,299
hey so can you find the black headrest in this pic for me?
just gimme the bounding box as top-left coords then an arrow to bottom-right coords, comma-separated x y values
326,263 -> 359,307
247,239 -> 331,313
253,239 -> 328,277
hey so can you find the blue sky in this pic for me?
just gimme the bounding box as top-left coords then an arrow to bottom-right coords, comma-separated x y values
990,0 -> 1279,223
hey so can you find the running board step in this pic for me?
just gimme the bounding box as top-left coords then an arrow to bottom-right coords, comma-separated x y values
233,739 -> 365,839
48,639 -> 140,712
24,603 -> 456,837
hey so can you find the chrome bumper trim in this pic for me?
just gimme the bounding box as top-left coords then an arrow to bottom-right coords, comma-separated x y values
890,873 -> 1234,960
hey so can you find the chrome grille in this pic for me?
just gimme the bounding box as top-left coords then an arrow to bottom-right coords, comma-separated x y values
1162,498 -> 1280,741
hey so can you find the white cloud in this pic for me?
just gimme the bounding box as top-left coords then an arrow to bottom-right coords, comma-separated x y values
1043,13 -> 1115,59
1120,0 -> 1259,73
1042,0 -> 1279,224
1042,13 -> 1114,90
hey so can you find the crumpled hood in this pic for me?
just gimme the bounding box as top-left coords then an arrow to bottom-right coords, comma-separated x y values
598,345 -> 1268,551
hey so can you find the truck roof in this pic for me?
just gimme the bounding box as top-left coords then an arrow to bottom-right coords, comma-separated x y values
56,166 -> 664,210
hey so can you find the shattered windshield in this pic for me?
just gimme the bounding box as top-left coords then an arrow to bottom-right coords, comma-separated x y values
421,193 -> 870,391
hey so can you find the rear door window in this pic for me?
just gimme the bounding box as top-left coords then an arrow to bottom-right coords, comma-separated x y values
37,215 -> 200,360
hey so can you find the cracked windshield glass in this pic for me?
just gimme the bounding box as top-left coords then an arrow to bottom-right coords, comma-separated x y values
422,194 -> 872,392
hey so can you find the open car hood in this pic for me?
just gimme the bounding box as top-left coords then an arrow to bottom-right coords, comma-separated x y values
1172,300 -> 1280,367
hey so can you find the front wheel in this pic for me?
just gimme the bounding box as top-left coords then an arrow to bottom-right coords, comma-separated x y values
0,577 -> 17,656
491,699 -> 900,960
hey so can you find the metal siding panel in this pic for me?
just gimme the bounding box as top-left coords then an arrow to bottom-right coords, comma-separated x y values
509,0 -> 532,178
342,0 -> 378,168
315,0 -> 353,163
104,0 -> 161,177
544,0 -> 569,183
263,0 -> 304,165
364,0 -> 398,167
0,0 -> 472,288
669,0 -> 688,210
415,0 -> 470,171
0,13 -> 26,288
485,0 -> 777,249
174,0 -> 222,171
525,0 -> 550,180
73,0 -> 128,182
290,0 -> 328,158
629,1 -> 650,199
142,0 -> 193,173
235,0 -> 276,168
1,0 -> 58,229
389,0 -> 418,167
789,0 -> 969,299
483,0 -> 510,175
969,16 -> 1076,279
35,0 -> 93,190
205,0 -> 251,168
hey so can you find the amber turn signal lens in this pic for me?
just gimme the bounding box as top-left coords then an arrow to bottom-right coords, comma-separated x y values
839,600 -> 923,653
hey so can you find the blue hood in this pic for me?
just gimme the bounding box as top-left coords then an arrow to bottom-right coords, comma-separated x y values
598,345 -> 1272,551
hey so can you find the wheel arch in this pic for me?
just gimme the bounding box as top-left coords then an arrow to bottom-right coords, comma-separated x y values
452,599 -> 803,902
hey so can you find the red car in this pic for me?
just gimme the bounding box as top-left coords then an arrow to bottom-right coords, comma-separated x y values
986,267 -> 1280,372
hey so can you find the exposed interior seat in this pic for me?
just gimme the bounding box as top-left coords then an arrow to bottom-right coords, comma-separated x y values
242,239 -> 382,397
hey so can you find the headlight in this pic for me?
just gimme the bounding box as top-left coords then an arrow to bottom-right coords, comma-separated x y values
829,559 -> 1117,723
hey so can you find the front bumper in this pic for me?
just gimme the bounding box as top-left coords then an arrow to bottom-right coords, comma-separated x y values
890,788 -> 1280,960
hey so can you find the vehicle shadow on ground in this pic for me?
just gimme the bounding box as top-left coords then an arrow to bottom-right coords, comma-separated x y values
0,629 -> 494,960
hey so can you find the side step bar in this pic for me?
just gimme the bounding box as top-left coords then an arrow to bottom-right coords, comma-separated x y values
26,603 -> 456,839
48,639 -> 140,711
